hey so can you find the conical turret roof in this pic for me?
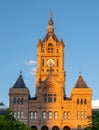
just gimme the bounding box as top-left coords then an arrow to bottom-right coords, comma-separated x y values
12,72 -> 27,88
74,75 -> 89,88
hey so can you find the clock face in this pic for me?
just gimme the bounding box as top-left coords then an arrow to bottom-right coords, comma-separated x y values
47,59 -> 54,67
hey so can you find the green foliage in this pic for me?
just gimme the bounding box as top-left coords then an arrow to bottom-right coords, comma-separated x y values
0,102 -> 4,106
85,111 -> 99,130
0,109 -> 32,130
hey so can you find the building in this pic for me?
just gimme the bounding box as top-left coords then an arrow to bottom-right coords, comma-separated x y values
9,12 -> 92,130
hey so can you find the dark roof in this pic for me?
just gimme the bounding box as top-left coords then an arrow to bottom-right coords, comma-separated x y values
12,74 -> 27,88
74,75 -> 89,88
43,12 -> 59,42
43,32 -> 59,42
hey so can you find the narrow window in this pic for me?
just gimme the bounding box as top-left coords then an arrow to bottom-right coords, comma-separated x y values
81,99 -> 83,104
21,98 -> 24,104
17,98 -> 20,104
77,111 -> 80,119
64,111 -> 67,119
14,98 -> 17,105
21,111 -> 24,118
34,111 -> 37,120
42,111 -> 46,119
84,111 -> 87,118
84,99 -> 87,105
67,111 -> 70,119
48,94 -> 52,103
54,94 -> 56,102
42,59 -> 44,67
30,111 -> 33,119
54,111 -> 58,119
57,49 -> 59,53
18,111 -> 20,118
44,94 -> 47,103
77,99 -> 79,105
14,112 -> 17,118
48,111 -> 52,119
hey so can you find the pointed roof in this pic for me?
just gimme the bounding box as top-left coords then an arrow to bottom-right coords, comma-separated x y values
12,72 -> 27,88
43,11 -> 59,42
74,75 -> 89,88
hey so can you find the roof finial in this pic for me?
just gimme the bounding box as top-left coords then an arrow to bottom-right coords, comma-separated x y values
20,70 -> 22,75
79,71 -> 81,76
48,10 -> 54,33
50,10 -> 52,19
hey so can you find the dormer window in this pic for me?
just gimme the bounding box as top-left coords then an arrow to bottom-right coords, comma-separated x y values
48,43 -> 53,46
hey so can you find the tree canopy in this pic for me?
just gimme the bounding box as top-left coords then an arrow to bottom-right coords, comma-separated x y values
85,111 -> 99,130
0,109 -> 32,130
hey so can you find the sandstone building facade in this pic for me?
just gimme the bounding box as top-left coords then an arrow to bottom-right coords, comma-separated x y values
9,13 -> 92,130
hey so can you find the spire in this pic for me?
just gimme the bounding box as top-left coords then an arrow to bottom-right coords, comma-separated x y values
43,11 -> 59,42
12,72 -> 27,88
48,10 -> 54,33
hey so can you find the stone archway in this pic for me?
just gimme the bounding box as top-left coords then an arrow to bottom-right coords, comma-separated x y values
41,126 -> 49,130
52,126 -> 60,130
31,125 -> 37,130
63,126 -> 71,130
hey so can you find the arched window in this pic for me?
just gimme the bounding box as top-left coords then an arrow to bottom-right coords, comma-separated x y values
64,111 -> 67,119
54,111 -> 58,119
17,98 -> 20,104
57,49 -> 59,53
21,98 -> 24,104
81,99 -> 83,104
52,126 -> 59,130
34,111 -> 37,120
67,111 -> 70,119
48,43 -> 53,46
84,111 -> 87,118
18,111 -> 21,118
48,94 -> 52,103
77,99 -> 79,105
54,94 -> 56,102
42,59 -> 44,67
41,126 -> 48,130
31,126 -> 37,130
48,111 -> 52,119
84,99 -> 87,105
14,98 -> 17,105
42,111 -> 46,119
30,111 -> 33,119
77,111 -> 80,119
63,126 -> 71,130
21,111 -> 24,118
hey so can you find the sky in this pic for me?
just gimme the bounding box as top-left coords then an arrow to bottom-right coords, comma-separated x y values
0,0 -> 99,108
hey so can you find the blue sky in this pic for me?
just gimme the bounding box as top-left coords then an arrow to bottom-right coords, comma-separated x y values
0,0 -> 99,108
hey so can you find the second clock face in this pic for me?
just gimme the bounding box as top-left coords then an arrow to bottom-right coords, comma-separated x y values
47,59 -> 54,67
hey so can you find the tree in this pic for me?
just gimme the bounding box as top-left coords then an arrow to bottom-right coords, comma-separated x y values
0,109 -> 32,130
0,102 -> 4,107
85,111 -> 99,130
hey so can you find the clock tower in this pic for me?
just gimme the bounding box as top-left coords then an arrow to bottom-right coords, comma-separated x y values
36,12 -> 66,97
